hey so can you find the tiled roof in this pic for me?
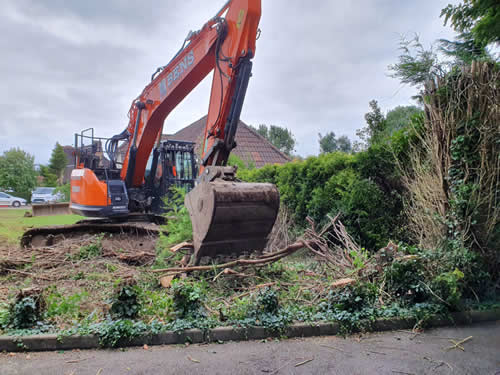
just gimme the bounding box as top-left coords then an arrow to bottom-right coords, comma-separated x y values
165,116 -> 291,168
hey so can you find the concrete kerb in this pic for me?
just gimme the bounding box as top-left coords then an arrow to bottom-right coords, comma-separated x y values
1,309 -> 499,352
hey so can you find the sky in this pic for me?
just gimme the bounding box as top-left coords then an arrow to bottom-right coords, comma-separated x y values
0,0 -> 458,164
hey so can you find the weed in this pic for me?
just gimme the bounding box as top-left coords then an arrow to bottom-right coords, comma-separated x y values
13,338 -> 27,350
349,248 -> 370,271
255,287 -> 280,315
106,264 -> 118,273
316,282 -> 378,334
64,317 -> 149,348
162,187 -> 192,246
0,302 -> 10,329
231,288 -> 293,332
76,235 -> 103,259
95,319 -> 148,347
71,271 -> 85,280
155,187 -> 192,268
45,290 -> 89,319
325,282 -> 378,313
139,290 -> 173,321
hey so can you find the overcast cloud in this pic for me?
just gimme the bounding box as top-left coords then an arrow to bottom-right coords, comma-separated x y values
0,0 -> 458,163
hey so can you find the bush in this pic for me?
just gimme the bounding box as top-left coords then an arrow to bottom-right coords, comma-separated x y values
384,259 -> 428,303
9,296 -> 43,329
324,282 -> 378,313
110,285 -> 141,319
171,280 -> 205,319
238,150 -> 405,250
240,287 -> 292,332
431,269 -> 464,310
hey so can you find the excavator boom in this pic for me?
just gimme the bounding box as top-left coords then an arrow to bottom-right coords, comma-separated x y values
67,0 -> 279,264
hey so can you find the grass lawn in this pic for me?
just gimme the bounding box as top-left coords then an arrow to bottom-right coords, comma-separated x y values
0,208 -> 84,244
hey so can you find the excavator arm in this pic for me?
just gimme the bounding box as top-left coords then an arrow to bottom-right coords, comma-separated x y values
70,0 -> 279,265
121,0 -> 261,188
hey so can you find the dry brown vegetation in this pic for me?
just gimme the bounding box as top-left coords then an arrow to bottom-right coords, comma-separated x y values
399,61 -> 499,259
0,234 -> 157,310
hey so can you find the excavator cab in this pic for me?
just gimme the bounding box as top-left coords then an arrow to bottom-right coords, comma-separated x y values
70,129 -> 198,217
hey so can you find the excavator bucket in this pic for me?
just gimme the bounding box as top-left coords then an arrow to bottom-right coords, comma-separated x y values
185,167 -> 279,265
32,202 -> 72,217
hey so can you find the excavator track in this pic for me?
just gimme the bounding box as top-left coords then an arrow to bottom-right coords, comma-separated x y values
21,214 -> 166,248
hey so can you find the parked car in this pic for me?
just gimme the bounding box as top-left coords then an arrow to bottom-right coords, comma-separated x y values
31,187 -> 63,204
0,192 -> 27,207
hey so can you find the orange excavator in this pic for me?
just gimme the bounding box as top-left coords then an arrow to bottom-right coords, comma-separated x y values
27,0 -> 279,264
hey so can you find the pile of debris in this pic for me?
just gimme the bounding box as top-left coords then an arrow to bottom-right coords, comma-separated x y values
153,215 -> 377,282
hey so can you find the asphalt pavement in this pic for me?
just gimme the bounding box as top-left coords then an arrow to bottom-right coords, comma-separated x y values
1,322 -> 499,375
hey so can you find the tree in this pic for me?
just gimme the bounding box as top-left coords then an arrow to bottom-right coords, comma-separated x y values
0,148 -> 37,198
356,100 -> 387,147
318,132 -> 337,153
39,165 -> 58,187
439,32 -> 489,64
388,36 -> 440,88
48,143 -> 68,182
254,124 -> 269,139
336,135 -> 352,153
441,0 -> 500,46
319,132 -> 352,153
251,124 -> 296,156
385,106 -> 423,135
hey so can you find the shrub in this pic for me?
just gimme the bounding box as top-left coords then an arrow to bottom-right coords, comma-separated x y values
324,282 -> 378,313
9,296 -> 43,329
110,285 -> 141,319
384,259 -> 428,303
54,184 -> 70,202
238,151 -> 404,250
171,280 -> 205,319
0,303 -> 10,329
255,287 -> 280,315
431,269 -> 464,309
248,287 -> 292,332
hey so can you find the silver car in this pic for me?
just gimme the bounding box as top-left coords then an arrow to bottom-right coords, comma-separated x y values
31,187 -> 62,204
0,192 -> 27,207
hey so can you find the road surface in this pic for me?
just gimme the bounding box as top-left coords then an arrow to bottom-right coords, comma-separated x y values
1,322 -> 499,374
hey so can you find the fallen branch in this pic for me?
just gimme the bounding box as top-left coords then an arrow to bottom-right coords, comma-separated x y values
170,242 -> 193,253
294,358 -> 314,367
213,268 -> 249,281
152,241 -> 308,274
5,269 -> 55,281
445,336 -> 473,351
231,282 -> 277,300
